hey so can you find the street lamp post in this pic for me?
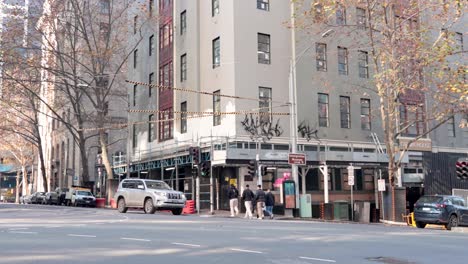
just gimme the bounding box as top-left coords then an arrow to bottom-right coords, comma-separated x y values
289,1 -> 334,211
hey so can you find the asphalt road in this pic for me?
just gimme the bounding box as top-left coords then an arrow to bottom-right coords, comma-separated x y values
0,204 -> 467,264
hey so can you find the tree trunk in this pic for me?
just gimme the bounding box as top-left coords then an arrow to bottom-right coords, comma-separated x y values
37,137 -> 48,192
15,170 -> 20,203
22,164 -> 29,196
78,134 -> 90,186
99,130 -> 113,204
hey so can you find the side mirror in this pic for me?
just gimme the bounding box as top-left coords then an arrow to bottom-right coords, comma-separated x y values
137,185 -> 145,190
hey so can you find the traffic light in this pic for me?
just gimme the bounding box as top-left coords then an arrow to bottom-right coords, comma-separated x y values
201,161 -> 210,177
247,160 -> 256,177
189,147 -> 200,165
191,165 -> 198,177
261,166 -> 267,176
456,161 -> 468,180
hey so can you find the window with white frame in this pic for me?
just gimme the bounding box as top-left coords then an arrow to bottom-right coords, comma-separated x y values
448,116 -> 456,137
133,15 -> 138,35
148,114 -> 155,142
213,90 -> 221,126
181,101 -> 187,134
356,7 -> 366,29
149,35 -> 154,56
212,0 -> 219,16
318,93 -> 329,127
258,33 -> 271,64
338,47 -> 348,75
149,72 -> 154,97
212,37 -> 220,68
133,84 -> 137,106
360,99 -> 371,130
133,49 -> 138,68
132,124 -> 137,148
181,54 -> 187,82
316,43 -> 327,71
455,32 -> 463,51
336,4 -> 346,25
358,51 -> 369,78
257,0 -> 269,11
340,96 -> 351,128
180,10 -> 187,35
259,87 -> 272,123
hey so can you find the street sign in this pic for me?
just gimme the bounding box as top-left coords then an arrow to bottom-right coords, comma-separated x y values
347,166 -> 355,186
378,179 -> 386,191
288,153 -> 306,165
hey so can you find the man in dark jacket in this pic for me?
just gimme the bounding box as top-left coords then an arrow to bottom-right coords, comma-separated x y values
265,189 -> 275,219
255,185 -> 266,220
241,184 -> 254,219
227,184 -> 239,217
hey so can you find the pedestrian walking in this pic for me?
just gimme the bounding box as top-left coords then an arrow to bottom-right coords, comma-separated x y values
265,189 -> 275,219
255,185 -> 266,220
227,184 -> 239,217
241,184 -> 254,219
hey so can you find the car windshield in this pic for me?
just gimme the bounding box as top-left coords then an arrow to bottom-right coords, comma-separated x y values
417,196 -> 443,204
77,191 -> 93,196
145,181 -> 171,190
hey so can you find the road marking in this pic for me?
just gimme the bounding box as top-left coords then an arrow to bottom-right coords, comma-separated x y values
9,231 -> 38,234
230,248 -> 263,254
8,228 -> 29,231
121,237 -> 151,242
299,256 -> 336,263
67,234 -> 96,238
171,242 -> 201,248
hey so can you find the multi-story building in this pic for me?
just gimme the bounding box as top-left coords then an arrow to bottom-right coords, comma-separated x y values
124,0 -> 467,217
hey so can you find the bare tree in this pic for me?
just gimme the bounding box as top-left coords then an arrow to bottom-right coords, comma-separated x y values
293,0 -> 466,220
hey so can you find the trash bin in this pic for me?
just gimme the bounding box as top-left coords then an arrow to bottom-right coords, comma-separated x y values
323,203 -> 334,220
300,194 -> 312,218
334,200 -> 349,220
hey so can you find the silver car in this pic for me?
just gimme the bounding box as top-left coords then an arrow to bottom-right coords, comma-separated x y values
114,179 -> 186,215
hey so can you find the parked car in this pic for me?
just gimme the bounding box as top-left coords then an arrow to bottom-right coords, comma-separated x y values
45,192 -> 60,205
20,195 -> 32,204
414,195 -> 468,230
71,190 -> 96,207
114,179 -> 186,215
30,192 -> 46,204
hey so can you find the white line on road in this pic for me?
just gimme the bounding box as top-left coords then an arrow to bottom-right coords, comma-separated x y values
8,228 -> 29,231
9,231 -> 37,234
121,237 -> 151,242
171,242 -> 202,248
230,248 -> 263,254
299,256 -> 336,263
67,234 -> 96,238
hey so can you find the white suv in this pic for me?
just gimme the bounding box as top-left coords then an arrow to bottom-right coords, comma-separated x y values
114,179 -> 186,215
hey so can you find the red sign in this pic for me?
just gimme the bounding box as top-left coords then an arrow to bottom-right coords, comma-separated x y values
288,154 -> 306,165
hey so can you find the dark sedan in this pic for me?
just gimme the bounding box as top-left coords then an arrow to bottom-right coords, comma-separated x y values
414,195 -> 468,230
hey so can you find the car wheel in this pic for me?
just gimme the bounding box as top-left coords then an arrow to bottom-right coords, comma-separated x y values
446,214 -> 458,231
171,208 -> 183,215
144,198 -> 156,214
416,221 -> 426,229
117,198 -> 128,213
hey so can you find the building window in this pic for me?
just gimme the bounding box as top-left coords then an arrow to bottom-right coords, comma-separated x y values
356,8 -> 366,29
360,99 -> 371,130
99,22 -> 110,38
149,35 -> 154,56
159,108 -> 173,141
316,43 -> 327,71
336,4 -> 346,25
400,104 -> 426,136
133,49 -> 138,68
181,101 -> 187,134
100,0 -> 110,14
180,10 -> 187,35
338,47 -> 348,75
448,116 -> 456,137
340,96 -> 351,129
455,32 -> 463,51
148,115 -> 155,142
132,124 -> 137,148
149,0 -> 154,17
212,0 -> 219,16
133,15 -> 138,35
149,73 -> 154,97
318,93 -> 329,127
257,0 -> 269,11
314,2 -> 323,22
213,90 -> 221,126
358,51 -> 369,78
212,37 -> 220,68
159,62 -> 173,87
133,84 -> 137,106
258,33 -> 271,64
259,87 -> 272,123
181,54 -> 187,82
